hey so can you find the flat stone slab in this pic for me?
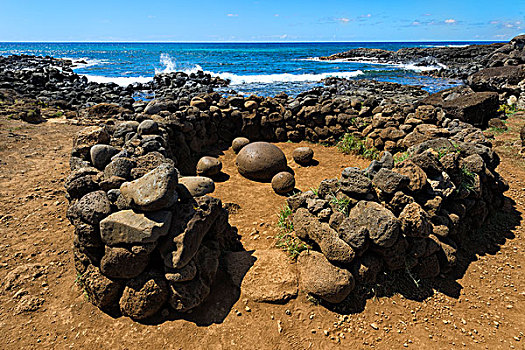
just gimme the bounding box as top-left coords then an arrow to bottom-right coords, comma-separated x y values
225,250 -> 298,303
100,210 -> 172,246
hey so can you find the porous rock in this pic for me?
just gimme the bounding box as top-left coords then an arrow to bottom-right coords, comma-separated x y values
100,243 -> 156,279
347,201 -> 399,248
119,271 -> 169,320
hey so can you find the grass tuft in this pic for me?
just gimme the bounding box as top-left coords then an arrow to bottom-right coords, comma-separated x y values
275,205 -> 309,259
337,133 -> 380,160
328,192 -> 352,216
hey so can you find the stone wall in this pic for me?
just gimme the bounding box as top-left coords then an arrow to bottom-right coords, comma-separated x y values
285,133 -> 507,302
65,121 -> 240,320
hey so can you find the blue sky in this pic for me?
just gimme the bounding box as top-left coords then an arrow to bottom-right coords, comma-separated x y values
0,0 -> 523,42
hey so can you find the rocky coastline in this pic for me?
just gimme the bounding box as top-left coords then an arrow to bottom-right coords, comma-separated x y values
1,35 -> 524,320
320,36 -> 525,81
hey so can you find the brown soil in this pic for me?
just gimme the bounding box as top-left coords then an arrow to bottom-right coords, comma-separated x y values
0,114 -> 524,349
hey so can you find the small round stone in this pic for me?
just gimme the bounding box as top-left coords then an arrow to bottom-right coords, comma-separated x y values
293,147 -> 314,166
271,172 -> 295,195
232,137 -> 250,154
196,156 -> 222,177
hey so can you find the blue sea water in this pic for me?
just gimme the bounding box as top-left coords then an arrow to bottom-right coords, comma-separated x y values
0,42 -> 499,96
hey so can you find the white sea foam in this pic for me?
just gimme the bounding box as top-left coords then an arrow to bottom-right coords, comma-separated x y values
83,75 -> 153,86
212,70 -> 364,85
302,57 -> 445,72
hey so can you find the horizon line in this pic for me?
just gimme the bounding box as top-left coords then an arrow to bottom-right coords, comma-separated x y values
0,39 -> 507,44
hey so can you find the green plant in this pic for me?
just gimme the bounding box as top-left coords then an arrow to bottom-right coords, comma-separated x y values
309,186 -> 319,196
51,111 -> 63,118
457,166 -> 476,193
498,103 -> 518,117
489,126 -> 508,135
394,151 -> 410,164
277,205 -> 293,233
275,205 -> 309,259
329,192 -> 352,216
337,133 -> 380,160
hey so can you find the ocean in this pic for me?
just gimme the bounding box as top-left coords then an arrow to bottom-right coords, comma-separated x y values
0,42 -> 498,97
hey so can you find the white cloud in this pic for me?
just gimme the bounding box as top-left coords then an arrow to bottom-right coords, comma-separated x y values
360,14 -> 372,18
337,17 -> 350,23
444,19 -> 457,24
412,21 -> 421,26
227,14 -> 238,17
274,14 -> 280,17
280,34 -> 288,39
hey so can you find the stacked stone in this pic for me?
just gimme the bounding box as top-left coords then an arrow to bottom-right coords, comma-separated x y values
65,120 -> 239,320
286,134 -> 508,303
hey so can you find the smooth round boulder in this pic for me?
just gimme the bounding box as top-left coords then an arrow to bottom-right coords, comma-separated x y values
196,156 -> 222,177
293,147 -> 314,166
232,137 -> 250,154
271,172 -> 295,194
236,142 -> 287,181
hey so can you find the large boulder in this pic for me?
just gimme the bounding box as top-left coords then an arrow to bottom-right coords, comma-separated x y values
235,142 -> 288,181
467,65 -> 525,93
120,163 -> 179,211
422,87 -> 499,127
297,250 -> 354,303
100,210 -> 172,246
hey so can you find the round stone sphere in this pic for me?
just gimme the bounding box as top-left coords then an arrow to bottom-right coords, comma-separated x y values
271,172 -> 295,195
232,137 -> 250,154
196,156 -> 222,177
236,142 -> 288,181
293,147 -> 314,166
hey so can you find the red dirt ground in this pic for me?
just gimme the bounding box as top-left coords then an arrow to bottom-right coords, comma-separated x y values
0,113 -> 524,349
